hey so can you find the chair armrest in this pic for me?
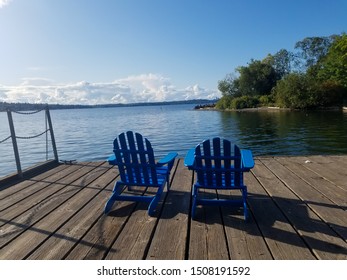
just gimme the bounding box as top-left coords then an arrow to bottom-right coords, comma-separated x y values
157,152 -> 178,166
107,154 -> 117,165
184,148 -> 195,169
241,149 -> 254,170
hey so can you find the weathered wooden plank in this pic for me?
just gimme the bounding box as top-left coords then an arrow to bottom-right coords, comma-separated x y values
188,189 -> 230,260
223,212 -> 273,259
146,159 -> 191,260
222,173 -> 273,260
64,199 -> 136,260
0,160 -> 60,189
0,181 -> 51,214
0,164 -> 68,200
328,155 -> 347,167
276,157 -> 347,209
257,158 -> 347,259
248,160 -> 315,259
0,163 -> 97,228
1,156 -> 347,260
103,205 -> 159,259
308,155 -> 347,170
292,156 -> 347,191
0,162 -> 106,253
0,162 -> 109,259
66,162 -> 169,260
104,182 -> 171,259
261,158 -> 347,244
26,167 -> 117,259
0,164 -> 79,212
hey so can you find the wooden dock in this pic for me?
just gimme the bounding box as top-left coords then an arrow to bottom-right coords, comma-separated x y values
0,155 -> 346,260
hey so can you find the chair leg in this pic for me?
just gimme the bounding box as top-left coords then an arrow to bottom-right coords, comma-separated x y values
166,176 -> 170,191
148,196 -> 159,216
104,193 -> 117,214
243,202 -> 248,221
148,192 -> 161,216
104,182 -> 124,215
191,185 -> 198,219
148,184 -> 165,216
242,187 -> 248,220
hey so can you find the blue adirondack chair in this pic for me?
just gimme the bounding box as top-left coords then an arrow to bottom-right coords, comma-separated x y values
104,131 -> 178,216
184,137 -> 254,220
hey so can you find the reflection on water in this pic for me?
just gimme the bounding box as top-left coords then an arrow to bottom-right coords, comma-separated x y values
1,105 -> 347,177
220,109 -> 347,155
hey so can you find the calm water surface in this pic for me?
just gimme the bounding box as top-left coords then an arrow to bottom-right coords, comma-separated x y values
1,104 -> 347,177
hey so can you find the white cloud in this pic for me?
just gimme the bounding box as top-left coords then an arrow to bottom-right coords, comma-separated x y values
20,77 -> 55,86
0,0 -> 11,8
0,73 -> 220,105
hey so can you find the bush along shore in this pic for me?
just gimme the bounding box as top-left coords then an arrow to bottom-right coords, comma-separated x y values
194,103 -> 346,112
216,33 -> 347,110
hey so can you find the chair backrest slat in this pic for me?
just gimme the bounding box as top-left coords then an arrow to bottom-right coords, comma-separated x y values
145,138 -> 158,185
213,138 -> 222,186
203,139 -> 213,186
135,132 -> 150,184
234,144 -> 242,186
223,138 -> 232,186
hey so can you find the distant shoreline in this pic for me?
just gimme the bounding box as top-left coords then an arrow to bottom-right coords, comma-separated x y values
0,99 -> 218,112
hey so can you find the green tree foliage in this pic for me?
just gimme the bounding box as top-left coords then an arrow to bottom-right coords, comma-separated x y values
217,59 -> 278,109
215,95 -> 233,109
263,49 -> 294,79
237,59 -> 277,96
294,35 -> 336,70
274,73 -> 315,109
231,96 -> 259,109
217,73 -> 240,97
217,33 -> 346,110
318,34 -> 347,88
274,74 -> 345,109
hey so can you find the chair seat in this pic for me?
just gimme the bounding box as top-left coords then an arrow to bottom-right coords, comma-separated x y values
195,174 -> 245,190
119,168 -> 168,187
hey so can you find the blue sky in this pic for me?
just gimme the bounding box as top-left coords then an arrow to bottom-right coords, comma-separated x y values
0,0 -> 346,104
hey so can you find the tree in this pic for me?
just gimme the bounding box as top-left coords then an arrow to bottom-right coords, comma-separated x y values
294,35 -> 336,71
318,34 -> 347,88
273,73 -> 313,109
273,72 -> 344,109
217,33 -> 346,110
217,73 -> 240,97
215,95 -> 233,109
263,49 -> 294,79
236,59 -> 277,96
218,60 -> 279,98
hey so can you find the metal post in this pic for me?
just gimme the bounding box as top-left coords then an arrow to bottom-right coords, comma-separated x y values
7,109 -> 22,177
45,106 -> 59,162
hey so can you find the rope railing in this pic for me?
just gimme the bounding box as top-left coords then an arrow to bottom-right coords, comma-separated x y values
1,106 -> 59,177
0,135 -> 11,144
15,129 -> 50,140
12,108 -> 45,115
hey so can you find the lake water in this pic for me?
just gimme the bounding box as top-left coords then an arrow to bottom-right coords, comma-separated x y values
1,104 -> 347,178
